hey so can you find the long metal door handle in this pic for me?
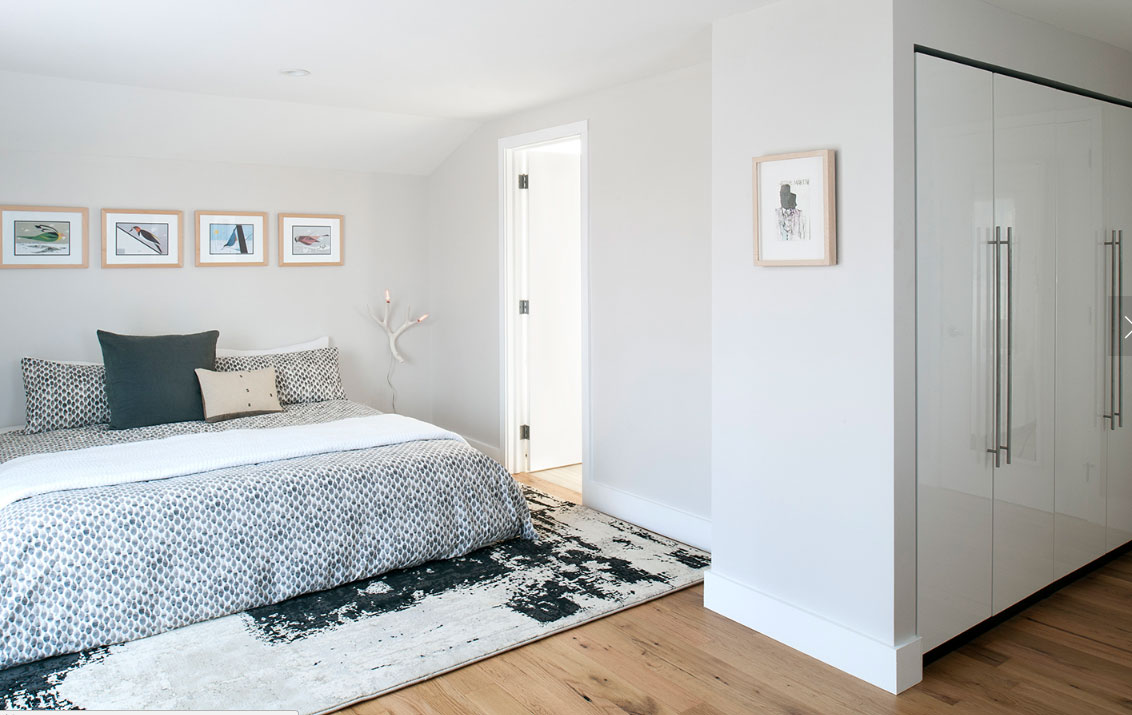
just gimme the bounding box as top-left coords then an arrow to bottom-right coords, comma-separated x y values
987,226 -> 1002,468
1120,229 -> 1124,428
1004,226 -> 1013,465
1107,231 -> 1118,430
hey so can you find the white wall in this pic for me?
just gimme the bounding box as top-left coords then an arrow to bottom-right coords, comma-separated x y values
426,64 -> 713,547
706,0 -> 918,693
0,81 -> 434,427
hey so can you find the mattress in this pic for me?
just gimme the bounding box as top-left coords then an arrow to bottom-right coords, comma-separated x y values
0,400 -> 534,669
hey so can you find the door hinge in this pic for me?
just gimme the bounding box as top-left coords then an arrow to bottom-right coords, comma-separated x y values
518,174 -> 529,189
520,424 -> 530,440
519,299 -> 529,315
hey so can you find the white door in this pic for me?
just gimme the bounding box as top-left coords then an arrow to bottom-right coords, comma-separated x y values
915,54 -> 995,651
1106,101 -> 1132,550
992,74 -> 1059,613
523,141 -> 583,472
1052,95 -> 1108,578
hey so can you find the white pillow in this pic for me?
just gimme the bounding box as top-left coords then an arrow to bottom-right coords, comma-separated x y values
215,336 -> 330,358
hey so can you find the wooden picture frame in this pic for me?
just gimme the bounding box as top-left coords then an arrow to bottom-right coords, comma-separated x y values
278,213 -> 344,266
195,210 -> 268,267
102,208 -> 183,268
0,205 -> 89,269
753,149 -> 836,266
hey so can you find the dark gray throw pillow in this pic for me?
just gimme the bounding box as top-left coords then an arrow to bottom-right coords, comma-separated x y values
97,330 -> 220,430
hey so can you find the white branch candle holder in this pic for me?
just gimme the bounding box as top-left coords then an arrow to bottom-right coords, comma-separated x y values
367,289 -> 428,363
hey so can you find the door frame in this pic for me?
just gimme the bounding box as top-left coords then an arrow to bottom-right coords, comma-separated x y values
498,120 -> 590,478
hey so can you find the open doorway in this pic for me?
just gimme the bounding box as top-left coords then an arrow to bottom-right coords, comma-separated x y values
500,121 -> 588,498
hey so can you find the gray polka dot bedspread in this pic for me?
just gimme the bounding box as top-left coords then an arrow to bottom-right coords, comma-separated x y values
0,400 -> 535,670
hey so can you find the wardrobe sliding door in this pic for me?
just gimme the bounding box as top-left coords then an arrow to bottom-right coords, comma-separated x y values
1050,91 -> 1107,579
1107,101 -> 1132,550
916,54 -> 995,651
918,53 -> 1132,649
992,74 -> 1058,613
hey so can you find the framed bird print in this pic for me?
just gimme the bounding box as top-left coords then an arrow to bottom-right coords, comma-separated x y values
102,208 -> 182,268
278,213 -> 344,266
0,205 -> 88,268
194,210 -> 268,266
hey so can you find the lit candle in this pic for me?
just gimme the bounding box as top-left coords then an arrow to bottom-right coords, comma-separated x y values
417,313 -> 429,323
384,289 -> 391,303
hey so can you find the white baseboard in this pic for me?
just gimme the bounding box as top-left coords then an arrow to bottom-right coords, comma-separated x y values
584,479 -> 711,551
464,437 -> 503,463
704,570 -> 922,693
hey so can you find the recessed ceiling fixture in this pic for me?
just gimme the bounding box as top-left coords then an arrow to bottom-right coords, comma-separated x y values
279,68 -> 310,78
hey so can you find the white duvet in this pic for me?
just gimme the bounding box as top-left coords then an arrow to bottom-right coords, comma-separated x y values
0,414 -> 463,511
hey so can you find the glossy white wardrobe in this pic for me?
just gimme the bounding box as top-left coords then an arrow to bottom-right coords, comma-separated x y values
916,53 -> 1132,652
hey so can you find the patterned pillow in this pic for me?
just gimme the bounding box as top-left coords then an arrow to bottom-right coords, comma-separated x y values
214,347 -> 346,405
21,358 -> 111,434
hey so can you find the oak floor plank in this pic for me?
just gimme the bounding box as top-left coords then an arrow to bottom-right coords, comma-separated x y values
527,464 -> 583,494
512,634 -> 686,715
456,643 -> 606,715
513,471 -> 580,503
556,629 -> 706,712
463,683 -> 531,715
985,623 -> 1132,698
1030,595 -> 1132,652
679,704 -> 731,715
935,648 -> 1125,715
566,621 -> 792,715
1103,556 -> 1132,577
1001,614 -> 1132,669
370,679 -> 475,715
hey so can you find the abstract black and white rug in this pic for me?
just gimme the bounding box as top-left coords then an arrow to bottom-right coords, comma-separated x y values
0,487 -> 709,714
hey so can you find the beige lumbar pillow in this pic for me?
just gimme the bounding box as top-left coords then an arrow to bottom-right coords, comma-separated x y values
194,367 -> 283,423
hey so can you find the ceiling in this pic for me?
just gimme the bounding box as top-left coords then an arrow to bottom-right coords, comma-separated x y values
0,0 -> 769,120
6,1 -> 1126,175
983,0 -> 1132,53
0,0 -> 774,174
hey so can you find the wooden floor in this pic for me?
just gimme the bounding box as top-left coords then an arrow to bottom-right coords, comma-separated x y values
527,463 -> 583,494
344,475 -> 1132,715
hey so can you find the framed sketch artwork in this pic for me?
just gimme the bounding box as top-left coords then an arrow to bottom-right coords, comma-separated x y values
102,209 -> 183,268
0,205 -> 88,268
752,149 -> 836,266
278,213 -> 343,266
195,211 -> 268,266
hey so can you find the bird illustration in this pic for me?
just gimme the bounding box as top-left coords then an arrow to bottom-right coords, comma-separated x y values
222,228 -> 239,248
21,224 -> 63,242
130,226 -> 162,253
294,234 -> 325,246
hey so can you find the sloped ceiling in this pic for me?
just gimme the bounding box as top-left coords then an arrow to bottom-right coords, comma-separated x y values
0,0 -> 772,174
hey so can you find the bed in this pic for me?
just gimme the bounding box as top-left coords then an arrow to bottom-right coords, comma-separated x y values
0,399 -> 535,670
